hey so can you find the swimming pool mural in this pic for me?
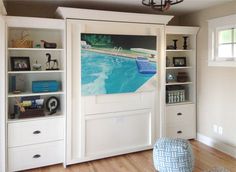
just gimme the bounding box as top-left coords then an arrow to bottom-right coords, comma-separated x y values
81,34 -> 157,96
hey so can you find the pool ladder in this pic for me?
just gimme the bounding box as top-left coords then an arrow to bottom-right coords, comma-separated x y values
112,46 -> 123,56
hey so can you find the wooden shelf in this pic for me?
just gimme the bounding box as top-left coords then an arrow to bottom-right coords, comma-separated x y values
166,101 -> 193,106
166,49 -> 193,52
8,70 -> 64,74
8,48 -> 64,51
166,66 -> 192,70
7,113 -> 63,123
166,82 -> 192,86
8,91 -> 64,98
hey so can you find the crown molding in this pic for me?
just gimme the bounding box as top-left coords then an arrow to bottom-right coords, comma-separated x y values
56,7 -> 173,25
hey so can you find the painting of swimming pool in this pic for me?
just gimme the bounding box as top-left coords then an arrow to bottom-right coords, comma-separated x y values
81,34 -> 157,96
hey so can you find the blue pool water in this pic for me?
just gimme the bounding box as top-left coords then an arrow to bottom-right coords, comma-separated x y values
81,50 -> 156,96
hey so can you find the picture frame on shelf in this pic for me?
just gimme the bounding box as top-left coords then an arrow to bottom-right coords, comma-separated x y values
173,57 -> 186,67
10,56 -> 31,71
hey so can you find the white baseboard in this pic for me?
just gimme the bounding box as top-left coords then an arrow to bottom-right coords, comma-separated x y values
197,133 -> 236,158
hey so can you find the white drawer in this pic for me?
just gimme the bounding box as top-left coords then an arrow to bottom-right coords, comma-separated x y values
8,117 -> 64,147
166,104 -> 195,125
8,141 -> 63,172
166,124 -> 196,139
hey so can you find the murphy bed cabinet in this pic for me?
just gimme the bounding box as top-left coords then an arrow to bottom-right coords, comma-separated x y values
165,26 -> 199,139
5,17 -> 66,172
3,14 -> 199,172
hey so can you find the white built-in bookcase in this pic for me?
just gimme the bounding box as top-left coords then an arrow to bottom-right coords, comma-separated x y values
6,17 -> 66,122
5,17 -> 66,172
165,26 -> 199,139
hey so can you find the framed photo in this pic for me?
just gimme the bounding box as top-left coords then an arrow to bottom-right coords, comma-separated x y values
173,57 -> 186,67
10,57 -> 31,71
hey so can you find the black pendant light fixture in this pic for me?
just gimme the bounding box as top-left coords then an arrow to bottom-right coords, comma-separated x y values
142,0 -> 184,11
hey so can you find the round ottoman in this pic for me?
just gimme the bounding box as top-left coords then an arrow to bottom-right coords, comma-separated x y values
153,138 -> 194,172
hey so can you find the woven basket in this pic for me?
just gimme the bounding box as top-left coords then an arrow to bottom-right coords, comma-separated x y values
12,31 -> 33,48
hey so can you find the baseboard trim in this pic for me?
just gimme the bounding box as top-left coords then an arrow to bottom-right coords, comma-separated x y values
197,133 -> 236,158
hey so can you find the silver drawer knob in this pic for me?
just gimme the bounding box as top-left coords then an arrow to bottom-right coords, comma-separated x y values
33,130 -> 41,134
177,113 -> 182,116
33,154 -> 41,159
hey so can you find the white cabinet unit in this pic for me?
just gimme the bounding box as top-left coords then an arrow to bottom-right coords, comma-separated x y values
0,10 -> 200,172
165,26 -> 199,139
61,7 -> 172,164
66,19 -> 163,164
5,17 -> 66,172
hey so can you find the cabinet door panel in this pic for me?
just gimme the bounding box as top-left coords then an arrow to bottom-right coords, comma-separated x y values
84,92 -> 155,115
85,109 -> 152,157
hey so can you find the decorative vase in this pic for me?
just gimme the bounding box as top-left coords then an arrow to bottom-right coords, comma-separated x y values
173,39 -> 178,49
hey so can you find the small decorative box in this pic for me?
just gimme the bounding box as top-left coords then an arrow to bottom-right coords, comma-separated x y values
19,109 -> 45,119
32,80 -> 60,93
177,72 -> 188,82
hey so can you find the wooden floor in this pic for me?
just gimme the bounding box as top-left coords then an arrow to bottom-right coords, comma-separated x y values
26,140 -> 236,172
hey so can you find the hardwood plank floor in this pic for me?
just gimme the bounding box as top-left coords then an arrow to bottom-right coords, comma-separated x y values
25,140 -> 236,172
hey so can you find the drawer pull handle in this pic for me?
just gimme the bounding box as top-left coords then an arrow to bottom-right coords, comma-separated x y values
177,131 -> 182,134
177,113 -> 182,116
33,154 -> 41,159
33,130 -> 41,134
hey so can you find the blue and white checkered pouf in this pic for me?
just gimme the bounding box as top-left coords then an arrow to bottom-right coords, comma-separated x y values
153,138 -> 194,172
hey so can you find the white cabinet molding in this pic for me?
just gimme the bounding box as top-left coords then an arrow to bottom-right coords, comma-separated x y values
0,15 -> 6,172
56,7 -> 173,25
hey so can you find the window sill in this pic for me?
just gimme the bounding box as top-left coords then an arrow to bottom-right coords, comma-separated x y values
208,60 -> 236,67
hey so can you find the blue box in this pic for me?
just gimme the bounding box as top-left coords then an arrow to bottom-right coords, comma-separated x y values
32,80 -> 60,93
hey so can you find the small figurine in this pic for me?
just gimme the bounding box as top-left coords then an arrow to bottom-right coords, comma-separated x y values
41,40 -> 57,49
35,44 -> 41,48
45,53 -> 59,70
32,60 -> 42,71
183,36 -> 188,50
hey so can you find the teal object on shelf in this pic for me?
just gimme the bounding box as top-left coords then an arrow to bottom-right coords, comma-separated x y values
32,80 -> 60,93
153,138 -> 194,172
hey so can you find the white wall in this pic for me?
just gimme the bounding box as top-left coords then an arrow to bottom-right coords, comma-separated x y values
0,0 -> 6,15
179,1 -> 236,150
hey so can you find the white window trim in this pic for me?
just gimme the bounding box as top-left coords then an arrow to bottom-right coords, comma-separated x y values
208,14 -> 236,67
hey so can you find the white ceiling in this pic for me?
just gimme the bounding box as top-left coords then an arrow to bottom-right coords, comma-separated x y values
4,0 -> 234,17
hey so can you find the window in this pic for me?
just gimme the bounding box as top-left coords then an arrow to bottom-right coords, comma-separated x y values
208,14 -> 236,66
217,28 -> 236,59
